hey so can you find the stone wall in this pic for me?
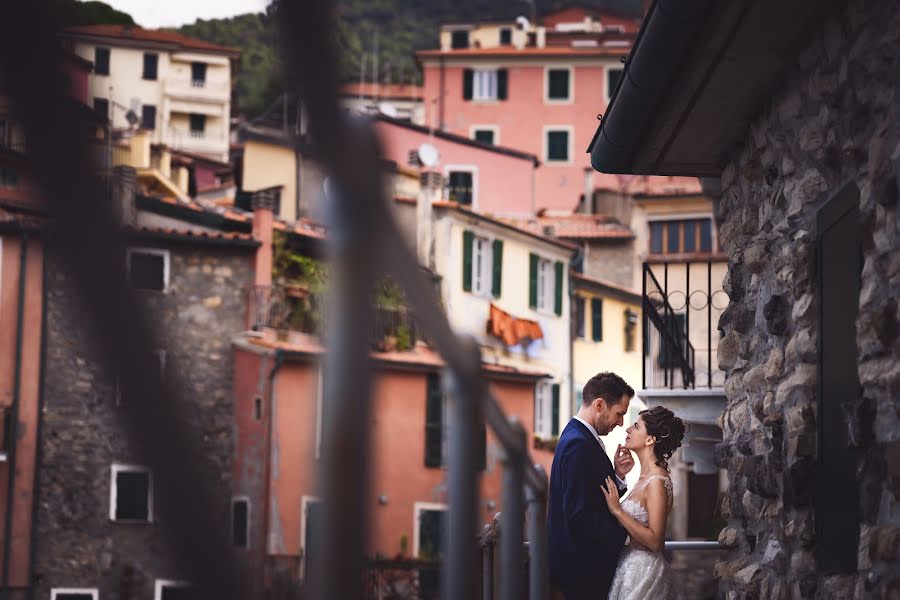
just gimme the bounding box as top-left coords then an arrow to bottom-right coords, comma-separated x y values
583,239 -> 636,288
32,239 -> 255,599
713,1 -> 900,598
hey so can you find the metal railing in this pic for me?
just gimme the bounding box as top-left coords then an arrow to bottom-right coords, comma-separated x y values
642,261 -> 728,389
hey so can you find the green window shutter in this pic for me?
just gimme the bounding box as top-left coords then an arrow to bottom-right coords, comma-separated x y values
463,69 -> 474,100
529,253 -> 538,309
497,69 -> 508,100
425,373 -> 443,468
551,384 -> 560,436
491,239 -> 503,298
462,230 -> 474,292
554,261 -> 564,316
591,298 -> 603,341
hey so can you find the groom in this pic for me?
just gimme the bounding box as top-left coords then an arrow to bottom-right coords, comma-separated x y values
548,372 -> 635,600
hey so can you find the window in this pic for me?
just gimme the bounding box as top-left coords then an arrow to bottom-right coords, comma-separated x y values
154,580 -> 193,600
141,104 -> 157,130
415,503 -> 448,559
575,296 -> 586,339
127,248 -> 170,291
52,590 -> 98,600
624,309 -> 638,352
424,373 -> 486,469
93,97 -> 109,121
143,53 -> 158,80
232,497 -> 250,548
591,298 -> 603,341
499,27 -> 512,45
190,62 -> 207,87
462,230 -> 502,299
534,380 -> 560,438
545,129 -> 570,162
648,219 -> 715,255
474,70 -> 497,100
0,166 -> 19,188
253,395 -> 263,420
546,68 -> 571,101
94,47 -> 110,75
607,67 -> 623,100
301,496 -> 323,577
529,254 -> 563,315
451,30 -> 469,49
472,128 -> 495,145
472,235 -> 492,296
189,114 -> 206,138
447,170 -> 474,205
110,464 -> 152,522
463,69 -> 507,101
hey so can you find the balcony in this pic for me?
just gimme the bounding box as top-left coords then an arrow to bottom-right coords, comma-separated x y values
163,128 -> 229,158
164,76 -> 230,102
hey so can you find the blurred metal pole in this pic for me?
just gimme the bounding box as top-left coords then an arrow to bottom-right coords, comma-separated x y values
442,337 -> 483,600
499,420 -> 526,600
526,466 -> 550,600
481,523 -> 495,600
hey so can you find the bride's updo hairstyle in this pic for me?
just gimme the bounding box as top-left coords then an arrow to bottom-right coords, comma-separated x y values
639,406 -> 686,471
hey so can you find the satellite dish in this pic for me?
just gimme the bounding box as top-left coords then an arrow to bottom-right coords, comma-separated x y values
378,102 -> 399,118
417,143 -> 439,168
125,109 -> 139,127
516,15 -> 531,30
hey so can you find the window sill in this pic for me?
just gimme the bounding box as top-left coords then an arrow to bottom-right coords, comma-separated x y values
544,159 -> 573,166
544,98 -> 573,105
533,435 -> 559,452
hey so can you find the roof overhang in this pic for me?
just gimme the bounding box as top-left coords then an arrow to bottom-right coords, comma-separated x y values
588,0 -> 841,177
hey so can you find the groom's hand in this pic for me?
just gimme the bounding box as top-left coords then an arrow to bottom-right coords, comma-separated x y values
614,444 -> 635,480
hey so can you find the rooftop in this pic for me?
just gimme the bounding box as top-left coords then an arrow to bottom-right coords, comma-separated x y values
65,25 -> 240,58
502,213 -> 634,241
340,83 -> 424,101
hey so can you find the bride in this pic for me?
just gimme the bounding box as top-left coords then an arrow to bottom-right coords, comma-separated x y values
601,406 -> 686,599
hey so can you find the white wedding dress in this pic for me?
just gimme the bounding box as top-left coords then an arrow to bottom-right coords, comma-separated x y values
607,475 -> 680,600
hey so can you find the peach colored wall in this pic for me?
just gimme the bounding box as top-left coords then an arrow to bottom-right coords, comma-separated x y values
373,120 -> 536,216
238,353 -> 549,562
422,61 -> 625,212
0,235 -> 44,587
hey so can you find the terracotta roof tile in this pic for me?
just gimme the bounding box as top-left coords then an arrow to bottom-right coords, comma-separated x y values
340,83 -> 423,100
417,46 -> 629,59
501,213 -> 634,241
126,225 -> 256,243
66,25 -> 239,56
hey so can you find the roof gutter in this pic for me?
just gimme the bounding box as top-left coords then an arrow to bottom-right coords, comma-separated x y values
588,0 -> 713,174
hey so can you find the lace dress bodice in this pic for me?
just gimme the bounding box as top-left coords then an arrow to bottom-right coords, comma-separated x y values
607,474 -> 679,600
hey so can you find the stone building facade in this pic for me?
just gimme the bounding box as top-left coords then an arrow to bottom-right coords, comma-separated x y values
713,2 -> 900,597
32,234 -> 256,599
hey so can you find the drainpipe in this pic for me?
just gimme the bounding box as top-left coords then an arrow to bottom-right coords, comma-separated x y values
261,350 -> 284,562
1,233 -> 28,598
438,57 -> 446,131
25,243 -> 46,600
568,247 -> 582,422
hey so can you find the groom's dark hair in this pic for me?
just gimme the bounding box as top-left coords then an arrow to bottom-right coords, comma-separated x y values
582,372 -> 634,407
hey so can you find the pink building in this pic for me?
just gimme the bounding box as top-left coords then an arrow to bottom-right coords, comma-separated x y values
373,114 -> 539,215
417,6 -> 642,213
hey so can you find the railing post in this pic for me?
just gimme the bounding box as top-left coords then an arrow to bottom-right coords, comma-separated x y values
526,466 -> 550,600
442,337 -> 483,600
500,419 -> 526,600
482,522 -> 495,600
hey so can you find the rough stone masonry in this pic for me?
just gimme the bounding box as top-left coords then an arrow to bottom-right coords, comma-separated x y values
713,0 -> 900,598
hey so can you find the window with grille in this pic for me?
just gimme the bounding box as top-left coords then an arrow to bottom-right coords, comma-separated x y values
447,170 -> 473,205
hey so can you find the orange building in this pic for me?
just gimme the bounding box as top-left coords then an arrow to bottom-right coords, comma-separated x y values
231,333 -> 553,584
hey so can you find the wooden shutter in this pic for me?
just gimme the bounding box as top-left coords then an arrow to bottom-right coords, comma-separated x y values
529,253 -> 538,309
591,298 -> 603,341
551,384 -> 560,436
491,239 -> 503,298
463,69 -> 474,100
462,230 -> 474,292
554,261 -> 564,316
425,373 -> 443,468
497,69 -> 508,100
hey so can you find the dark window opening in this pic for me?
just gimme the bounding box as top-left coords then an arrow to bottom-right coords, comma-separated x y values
94,47 -> 110,75
141,105 -> 157,130
53,594 -> 95,600
575,296 -> 585,339
253,396 -> 263,420
547,69 -> 570,100
159,585 -> 194,600
232,499 -> 249,548
451,30 -> 469,49
128,251 -> 166,291
93,97 -> 109,121
447,171 -> 473,205
418,509 -> 447,559
499,27 -> 512,45
607,68 -> 623,97
114,469 -> 150,521
191,62 -> 207,86
473,129 -> 494,145
547,130 -> 569,161
189,113 -> 206,137
142,53 -> 158,80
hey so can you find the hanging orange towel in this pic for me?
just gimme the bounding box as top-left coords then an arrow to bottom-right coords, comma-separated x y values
487,304 -> 543,346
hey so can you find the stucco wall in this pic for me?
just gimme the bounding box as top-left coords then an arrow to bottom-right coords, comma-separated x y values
242,140 -> 298,222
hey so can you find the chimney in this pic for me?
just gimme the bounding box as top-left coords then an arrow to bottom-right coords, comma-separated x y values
536,26 -> 546,48
112,165 -> 137,225
417,171 -> 441,269
583,167 -> 594,214
251,187 -> 279,288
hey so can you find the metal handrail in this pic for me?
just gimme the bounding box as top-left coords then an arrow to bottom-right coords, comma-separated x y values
643,263 -> 696,387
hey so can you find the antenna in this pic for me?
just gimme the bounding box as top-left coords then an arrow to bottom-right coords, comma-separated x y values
417,143 -> 439,168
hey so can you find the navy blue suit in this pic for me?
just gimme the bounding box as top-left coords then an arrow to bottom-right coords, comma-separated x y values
548,419 -> 627,600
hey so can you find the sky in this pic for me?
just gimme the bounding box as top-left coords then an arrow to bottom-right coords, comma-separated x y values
100,0 -> 271,28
